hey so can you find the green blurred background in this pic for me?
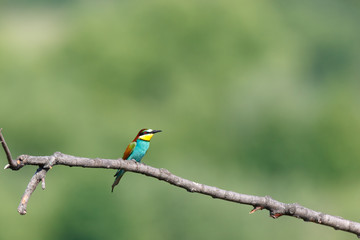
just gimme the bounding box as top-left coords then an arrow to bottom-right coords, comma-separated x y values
0,0 -> 360,239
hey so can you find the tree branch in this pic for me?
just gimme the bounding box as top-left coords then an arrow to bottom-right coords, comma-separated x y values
0,128 -> 17,170
1,130 -> 360,237
17,167 -> 49,215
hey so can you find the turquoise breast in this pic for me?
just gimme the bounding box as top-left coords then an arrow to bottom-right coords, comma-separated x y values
127,139 -> 150,162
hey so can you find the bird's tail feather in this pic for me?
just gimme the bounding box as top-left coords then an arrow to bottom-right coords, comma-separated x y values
111,169 -> 126,192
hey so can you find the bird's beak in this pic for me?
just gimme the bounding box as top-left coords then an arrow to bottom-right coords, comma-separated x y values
152,130 -> 162,134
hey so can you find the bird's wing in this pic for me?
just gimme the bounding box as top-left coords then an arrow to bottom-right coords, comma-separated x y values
122,141 -> 136,160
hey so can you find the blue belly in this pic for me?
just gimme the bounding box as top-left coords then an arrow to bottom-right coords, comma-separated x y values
127,139 -> 150,162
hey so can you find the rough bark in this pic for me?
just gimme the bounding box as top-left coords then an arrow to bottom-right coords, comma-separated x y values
1,129 -> 360,237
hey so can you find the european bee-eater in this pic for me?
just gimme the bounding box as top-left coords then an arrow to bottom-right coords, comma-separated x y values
111,128 -> 162,192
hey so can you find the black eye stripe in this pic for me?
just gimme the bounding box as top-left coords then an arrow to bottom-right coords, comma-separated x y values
140,130 -> 149,136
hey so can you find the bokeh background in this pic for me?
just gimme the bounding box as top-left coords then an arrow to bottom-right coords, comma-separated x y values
1,0 -> 360,239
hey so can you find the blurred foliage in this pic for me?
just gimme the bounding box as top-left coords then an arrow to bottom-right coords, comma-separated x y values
0,0 -> 360,239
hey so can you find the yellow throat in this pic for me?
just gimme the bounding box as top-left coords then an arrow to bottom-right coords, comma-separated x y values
139,134 -> 154,141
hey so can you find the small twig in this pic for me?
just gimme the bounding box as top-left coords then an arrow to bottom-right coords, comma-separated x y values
17,167 -> 49,215
16,154 -> 57,214
249,206 -> 264,214
0,129 -> 17,169
41,177 -> 46,190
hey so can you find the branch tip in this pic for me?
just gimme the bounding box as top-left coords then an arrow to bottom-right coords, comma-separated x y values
41,178 -> 46,190
17,168 -> 48,215
249,206 -> 264,214
0,129 -> 16,169
270,213 -> 284,219
18,209 -> 27,215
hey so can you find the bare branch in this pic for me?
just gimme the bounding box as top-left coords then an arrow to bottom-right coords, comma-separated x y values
17,167 -> 49,215
5,153 -> 360,237
1,131 -> 360,237
0,129 -> 18,170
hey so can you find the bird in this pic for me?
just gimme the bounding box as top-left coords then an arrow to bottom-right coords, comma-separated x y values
111,128 -> 162,192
